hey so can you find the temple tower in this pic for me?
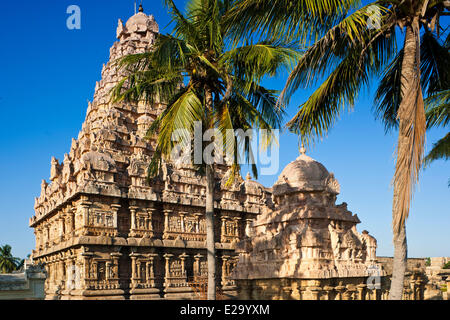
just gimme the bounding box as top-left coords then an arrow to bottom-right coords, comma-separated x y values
30,9 -> 265,300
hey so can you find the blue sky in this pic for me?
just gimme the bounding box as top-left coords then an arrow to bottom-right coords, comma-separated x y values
0,0 -> 448,260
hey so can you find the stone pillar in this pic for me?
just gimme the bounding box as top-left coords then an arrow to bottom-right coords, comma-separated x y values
147,208 -> 155,236
179,253 -> 188,279
221,255 -> 229,286
307,281 -> 322,300
59,216 -> 65,240
163,210 -> 172,239
280,279 -> 293,300
137,260 -> 142,281
146,254 -> 158,287
233,217 -> 241,239
357,284 -> 366,300
105,262 -> 111,281
163,253 -> 173,289
80,197 -> 92,235
372,288 -> 378,300
344,284 -> 356,300
194,213 -> 202,233
194,254 -> 203,277
335,283 -> 345,300
70,208 -> 76,236
111,203 -> 120,233
180,212 -> 186,233
221,216 -> 228,242
130,253 -> 140,287
45,224 -> 50,247
110,252 -> 121,284
323,286 -> 334,300
245,218 -> 254,238
130,206 -> 138,234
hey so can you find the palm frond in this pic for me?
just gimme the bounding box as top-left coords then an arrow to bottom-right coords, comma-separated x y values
374,49 -> 403,132
420,31 -> 450,95
426,89 -> 450,127
287,24 -> 395,145
280,2 -> 394,106
424,132 -> 450,165
225,0 -> 362,44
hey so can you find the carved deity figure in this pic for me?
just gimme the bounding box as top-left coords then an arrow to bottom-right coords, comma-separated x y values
361,230 -> 377,262
328,222 -> 342,260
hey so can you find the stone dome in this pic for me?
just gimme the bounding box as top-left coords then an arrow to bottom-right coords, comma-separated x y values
126,12 -> 158,33
117,10 -> 159,40
272,153 -> 340,195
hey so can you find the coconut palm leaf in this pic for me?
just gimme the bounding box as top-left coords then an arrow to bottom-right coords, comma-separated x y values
424,132 -> 450,164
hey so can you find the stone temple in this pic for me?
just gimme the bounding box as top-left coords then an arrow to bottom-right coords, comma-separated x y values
30,10 -> 420,300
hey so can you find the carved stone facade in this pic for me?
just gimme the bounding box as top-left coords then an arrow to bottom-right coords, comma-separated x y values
29,10 -> 265,300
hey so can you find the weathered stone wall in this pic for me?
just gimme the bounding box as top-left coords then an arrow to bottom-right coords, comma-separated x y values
0,261 -> 46,300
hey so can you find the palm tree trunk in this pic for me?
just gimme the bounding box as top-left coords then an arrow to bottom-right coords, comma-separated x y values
205,88 -> 217,300
389,224 -> 407,299
389,16 -> 425,300
205,164 -> 217,300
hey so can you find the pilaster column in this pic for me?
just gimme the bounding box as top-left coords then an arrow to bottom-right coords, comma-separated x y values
194,254 -> 203,277
245,218 -> 254,238
221,255 -> 229,286
233,217 -> 241,238
163,210 -> 172,239
335,283 -> 345,300
130,253 -> 140,288
163,253 -> 174,289
221,216 -> 229,242
147,208 -> 155,233
179,253 -> 188,278
344,285 -> 356,300
80,197 -> 92,235
110,252 -> 122,282
59,216 -> 65,240
146,253 -> 157,287
137,260 -> 141,281
130,206 -> 138,233
357,284 -> 366,300
323,286 -> 334,300
180,212 -> 187,233
111,204 -> 120,233
105,262 -> 111,281
194,213 -> 202,233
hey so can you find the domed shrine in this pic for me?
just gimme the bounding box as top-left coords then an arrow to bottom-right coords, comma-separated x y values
233,148 -> 386,300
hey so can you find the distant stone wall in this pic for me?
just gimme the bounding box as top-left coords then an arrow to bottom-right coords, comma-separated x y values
0,261 -> 46,300
376,256 -> 427,275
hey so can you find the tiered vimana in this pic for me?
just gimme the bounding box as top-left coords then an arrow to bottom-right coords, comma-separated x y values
29,7 -> 267,300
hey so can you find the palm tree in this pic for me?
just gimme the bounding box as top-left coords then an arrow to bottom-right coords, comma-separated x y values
228,0 -> 450,299
113,0 -> 298,300
0,245 -> 21,274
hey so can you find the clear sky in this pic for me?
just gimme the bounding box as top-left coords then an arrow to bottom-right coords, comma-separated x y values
0,0 -> 448,260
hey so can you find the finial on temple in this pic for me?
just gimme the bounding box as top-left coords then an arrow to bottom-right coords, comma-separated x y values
298,137 -> 306,155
